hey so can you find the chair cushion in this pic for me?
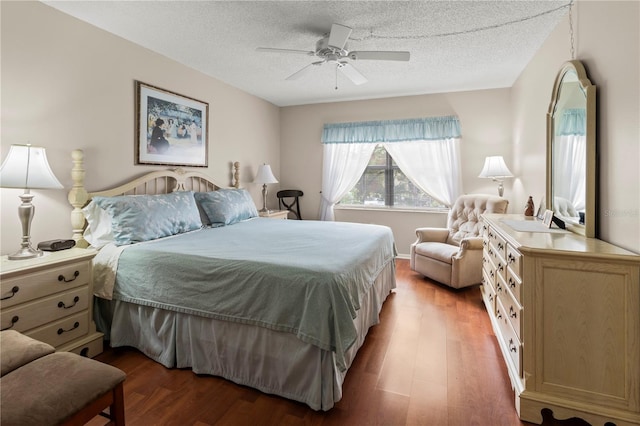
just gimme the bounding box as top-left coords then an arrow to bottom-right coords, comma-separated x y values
0,331 -> 55,377
447,194 -> 509,244
414,242 -> 459,265
0,352 -> 126,425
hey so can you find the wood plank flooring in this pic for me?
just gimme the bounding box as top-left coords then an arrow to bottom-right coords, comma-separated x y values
88,259 -> 585,426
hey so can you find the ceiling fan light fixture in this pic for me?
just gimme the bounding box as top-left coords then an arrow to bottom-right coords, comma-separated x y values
258,23 -> 410,87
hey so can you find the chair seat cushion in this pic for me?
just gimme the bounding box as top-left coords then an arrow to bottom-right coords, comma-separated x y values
0,352 -> 126,425
0,330 -> 55,377
414,242 -> 459,265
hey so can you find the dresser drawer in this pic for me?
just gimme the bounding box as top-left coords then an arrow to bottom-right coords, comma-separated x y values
481,269 -> 496,314
1,286 -> 88,333
496,296 -> 522,378
505,245 -> 522,278
495,271 -> 507,299
1,261 -> 90,309
506,266 -> 522,303
497,282 -> 522,340
25,311 -> 89,348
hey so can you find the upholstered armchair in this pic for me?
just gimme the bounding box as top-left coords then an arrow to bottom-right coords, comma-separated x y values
410,194 -> 509,289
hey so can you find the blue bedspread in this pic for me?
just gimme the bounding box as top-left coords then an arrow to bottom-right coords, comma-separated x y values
113,218 -> 396,370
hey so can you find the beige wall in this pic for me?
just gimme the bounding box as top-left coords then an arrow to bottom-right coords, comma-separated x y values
512,0 -> 639,253
1,1 -> 280,255
280,89 -> 513,256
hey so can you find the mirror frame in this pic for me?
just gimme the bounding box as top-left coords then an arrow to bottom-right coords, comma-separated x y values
546,60 -> 596,238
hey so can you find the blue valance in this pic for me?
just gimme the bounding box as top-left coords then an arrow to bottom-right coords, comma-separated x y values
322,116 -> 461,144
557,108 -> 586,136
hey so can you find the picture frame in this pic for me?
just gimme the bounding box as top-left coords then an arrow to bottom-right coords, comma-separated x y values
135,81 -> 208,167
542,209 -> 554,228
535,196 -> 546,220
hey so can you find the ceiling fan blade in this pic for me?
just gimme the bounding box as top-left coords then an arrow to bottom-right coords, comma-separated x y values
349,51 -> 410,61
328,24 -> 352,50
338,62 -> 367,85
285,61 -> 323,81
257,47 -> 315,56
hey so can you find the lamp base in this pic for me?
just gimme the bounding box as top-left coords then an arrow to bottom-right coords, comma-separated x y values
260,183 -> 269,213
8,246 -> 43,261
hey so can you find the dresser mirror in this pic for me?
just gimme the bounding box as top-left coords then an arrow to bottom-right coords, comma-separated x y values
546,60 -> 596,238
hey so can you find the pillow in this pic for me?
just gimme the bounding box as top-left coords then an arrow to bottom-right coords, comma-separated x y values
93,191 -> 203,246
194,189 -> 258,227
82,200 -> 115,249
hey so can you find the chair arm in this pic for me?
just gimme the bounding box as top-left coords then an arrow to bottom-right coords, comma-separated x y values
414,227 -> 450,244
455,236 -> 484,259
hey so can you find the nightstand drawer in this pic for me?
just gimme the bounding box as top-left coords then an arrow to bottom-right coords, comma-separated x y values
1,261 -> 90,309
25,311 -> 90,348
1,286 -> 88,333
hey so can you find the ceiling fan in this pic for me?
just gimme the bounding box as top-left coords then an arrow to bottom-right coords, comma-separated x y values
257,23 -> 410,86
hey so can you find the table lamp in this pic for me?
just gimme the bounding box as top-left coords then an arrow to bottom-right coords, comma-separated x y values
253,164 -> 278,213
478,156 -> 513,197
1,144 -> 63,260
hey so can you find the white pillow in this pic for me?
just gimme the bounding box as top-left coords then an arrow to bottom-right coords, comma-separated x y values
82,200 -> 114,249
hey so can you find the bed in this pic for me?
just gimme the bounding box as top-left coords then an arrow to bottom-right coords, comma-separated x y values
68,150 -> 396,411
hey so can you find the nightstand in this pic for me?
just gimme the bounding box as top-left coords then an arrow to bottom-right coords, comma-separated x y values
0,248 -> 103,358
259,210 -> 289,219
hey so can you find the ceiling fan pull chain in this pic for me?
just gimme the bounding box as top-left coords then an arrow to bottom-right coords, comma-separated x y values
335,64 -> 339,90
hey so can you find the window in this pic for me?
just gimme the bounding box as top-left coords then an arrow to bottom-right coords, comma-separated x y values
340,145 -> 445,209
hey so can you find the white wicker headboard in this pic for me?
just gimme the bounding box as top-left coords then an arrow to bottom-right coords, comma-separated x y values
68,149 -> 240,247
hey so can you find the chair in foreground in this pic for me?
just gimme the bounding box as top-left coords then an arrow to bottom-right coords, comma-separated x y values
0,330 -> 126,425
410,194 -> 509,289
277,189 -> 303,219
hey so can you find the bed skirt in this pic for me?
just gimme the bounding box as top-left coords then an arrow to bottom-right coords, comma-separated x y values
95,260 -> 395,410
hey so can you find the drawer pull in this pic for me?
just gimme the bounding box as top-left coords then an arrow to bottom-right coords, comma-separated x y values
1,316 -> 19,331
57,322 -> 80,335
58,271 -> 80,283
509,306 -> 518,319
496,309 -> 502,319
496,282 -> 502,292
497,242 -> 504,251
508,338 -> 518,353
497,263 -> 504,272
58,296 -> 80,309
508,277 -> 516,288
0,286 -> 20,301
508,253 -> 516,264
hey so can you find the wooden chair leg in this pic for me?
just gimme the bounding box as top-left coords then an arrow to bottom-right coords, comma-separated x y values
110,382 -> 125,425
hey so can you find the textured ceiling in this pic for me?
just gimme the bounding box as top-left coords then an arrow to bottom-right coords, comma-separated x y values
43,1 -> 570,107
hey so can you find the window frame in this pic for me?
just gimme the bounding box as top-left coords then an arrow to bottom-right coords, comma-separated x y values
339,144 -> 447,211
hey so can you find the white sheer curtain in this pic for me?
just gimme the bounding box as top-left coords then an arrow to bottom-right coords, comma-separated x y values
319,143 -> 376,221
554,134 -> 586,211
554,109 -> 586,211
383,138 -> 462,207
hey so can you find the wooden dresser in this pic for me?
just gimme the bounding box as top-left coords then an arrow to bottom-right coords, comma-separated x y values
0,248 -> 103,358
481,214 -> 640,426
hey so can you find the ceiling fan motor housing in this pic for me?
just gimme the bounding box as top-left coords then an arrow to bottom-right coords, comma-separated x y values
315,36 -> 348,60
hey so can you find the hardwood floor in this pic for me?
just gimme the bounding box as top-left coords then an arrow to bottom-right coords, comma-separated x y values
88,260 -> 584,426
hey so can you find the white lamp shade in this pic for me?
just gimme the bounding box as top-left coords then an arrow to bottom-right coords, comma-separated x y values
253,164 -> 278,184
478,156 -> 514,179
0,144 -> 63,189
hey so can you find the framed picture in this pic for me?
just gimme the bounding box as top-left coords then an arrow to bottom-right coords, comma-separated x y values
535,196 -> 546,220
542,209 -> 554,228
135,81 -> 208,167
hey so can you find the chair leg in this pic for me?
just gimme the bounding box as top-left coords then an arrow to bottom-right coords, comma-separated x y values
111,382 -> 125,425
